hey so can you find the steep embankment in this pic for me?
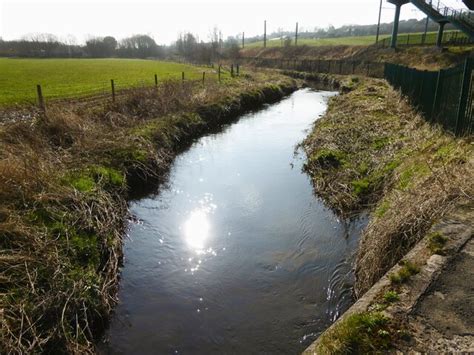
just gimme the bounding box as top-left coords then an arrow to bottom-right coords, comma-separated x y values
302,75 -> 473,352
0,73 -> 297,353
241,45 -> 472,70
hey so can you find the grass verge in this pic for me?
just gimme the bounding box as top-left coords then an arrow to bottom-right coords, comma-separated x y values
302,75 -> 473,297
0,71 -> 297,353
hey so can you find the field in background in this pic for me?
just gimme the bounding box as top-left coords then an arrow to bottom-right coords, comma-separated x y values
246,30 -> 468,48
0,58 -> 220,106
246,34 -> 390,48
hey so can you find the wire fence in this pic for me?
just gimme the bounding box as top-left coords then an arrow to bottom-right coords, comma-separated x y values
376,30 -> 474,48
10,65 -> 240,110
384,58 -> 474,136
245,57 -> 385,78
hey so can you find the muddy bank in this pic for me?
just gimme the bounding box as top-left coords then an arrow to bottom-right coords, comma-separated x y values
0,73 -> 297,353
301,75 -> 473,351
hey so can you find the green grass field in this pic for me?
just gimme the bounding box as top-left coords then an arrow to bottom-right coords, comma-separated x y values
0,58 -> 219,106
246,34 -> 390,48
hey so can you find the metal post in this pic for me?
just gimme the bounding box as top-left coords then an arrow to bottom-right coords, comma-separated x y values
422,16 -> 429,45
376,0 -> 383,43
391,3 -> 402,48
295,22 -> 299,46
431,69 -> 444,122
264,20 -> 267,48
436,22 -> 446,47
455,59 -> 472,135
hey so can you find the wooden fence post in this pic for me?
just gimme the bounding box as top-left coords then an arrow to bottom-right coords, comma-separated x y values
110,79 -> 115,102
154,74 -> 158,88
182,72 -> 185,82
218,65 -> 221,82
236,64 -> 240,76
36,84 -> 45,111
231,64 -> 234,77
202,71 -> 206,84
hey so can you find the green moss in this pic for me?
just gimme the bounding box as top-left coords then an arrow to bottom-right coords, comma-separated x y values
311,149 -> 346,168
427,231 -> 448,255
317,312 -> 392,354
389,261 -> 420,284
69,231 -> 100,268
110,146 -> 149,164
383,290 -> 400,303
69,175 -> 96,193
352,178 -> 371,196
64,165 -> 125,192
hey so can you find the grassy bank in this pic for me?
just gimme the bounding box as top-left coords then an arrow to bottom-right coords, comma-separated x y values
241,45 -> 471,71
302,75 -> 473,297
0,72 -> 297,353
0,58 -> 225,106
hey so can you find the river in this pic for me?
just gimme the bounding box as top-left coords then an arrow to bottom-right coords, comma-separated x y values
101,89 -> 366,354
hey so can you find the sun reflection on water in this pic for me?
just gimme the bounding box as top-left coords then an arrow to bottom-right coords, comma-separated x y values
184,209 -> 211,252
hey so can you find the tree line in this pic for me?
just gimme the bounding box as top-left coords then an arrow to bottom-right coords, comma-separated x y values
0,18 -> 455,61
0,33 -> 166,59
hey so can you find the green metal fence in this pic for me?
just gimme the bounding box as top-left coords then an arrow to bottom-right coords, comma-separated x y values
384,59 -> 474,136
377,30 -> 474,48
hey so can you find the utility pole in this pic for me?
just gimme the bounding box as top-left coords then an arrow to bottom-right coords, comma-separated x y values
295,22 -> 299,45
264,20 -> 267,48
376,0 -> 383,43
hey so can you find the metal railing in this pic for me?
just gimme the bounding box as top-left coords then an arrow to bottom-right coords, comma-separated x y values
384,58 -> 474,136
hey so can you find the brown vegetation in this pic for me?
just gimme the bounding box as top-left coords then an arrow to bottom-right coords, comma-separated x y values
302,75 -> 473,296
0,73 -> 297,353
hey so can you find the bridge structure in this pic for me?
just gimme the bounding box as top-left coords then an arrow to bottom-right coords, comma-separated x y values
389,0 -> 474,47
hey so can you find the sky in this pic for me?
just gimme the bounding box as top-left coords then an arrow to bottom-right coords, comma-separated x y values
0,0 -> 467,45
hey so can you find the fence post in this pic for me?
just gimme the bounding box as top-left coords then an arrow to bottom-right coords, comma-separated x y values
110,79 -> 115,102
231,64 -> 234,77
455,58 -> 472,135
202,71 -> 206,84
154,74 -> 158,88
218,65 -> 221,82
182,72 -> 185,82
431,69 -> 444,122
236,64 -> 240,76
36,84 -> 45,111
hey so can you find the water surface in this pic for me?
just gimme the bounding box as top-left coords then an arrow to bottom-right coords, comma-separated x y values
102,89 -> 365,354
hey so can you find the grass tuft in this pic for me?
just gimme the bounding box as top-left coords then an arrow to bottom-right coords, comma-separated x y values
427,232 -> 448,255
317,312 -> 392,354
